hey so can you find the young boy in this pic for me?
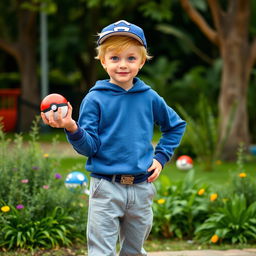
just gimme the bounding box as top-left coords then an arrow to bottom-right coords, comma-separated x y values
41,20 -> 186,256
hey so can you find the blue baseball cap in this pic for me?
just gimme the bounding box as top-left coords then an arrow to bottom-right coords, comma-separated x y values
97,20 -> 147,48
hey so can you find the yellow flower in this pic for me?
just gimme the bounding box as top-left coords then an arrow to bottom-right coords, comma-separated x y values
1,206 -> 10,212
239,172 -> 247,178
211,234 -> 219,243
198,188 -> 205,196
210,193 -> 218,201
215,160 -> 222,165
43,153 -> 49,158
157,198 -> 166,205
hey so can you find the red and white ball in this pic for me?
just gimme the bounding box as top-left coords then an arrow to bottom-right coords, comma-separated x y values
40,93 -> 68,120
176,155 -> 193,171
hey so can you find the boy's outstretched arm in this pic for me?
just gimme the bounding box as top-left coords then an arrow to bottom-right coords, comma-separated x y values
65,98 -> 101,157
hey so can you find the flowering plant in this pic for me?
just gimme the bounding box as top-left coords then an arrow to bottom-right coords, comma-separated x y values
221,144 -> 256,207
152,170 -> 210,239
195,194 -> 256,244
0,117 -> 87,250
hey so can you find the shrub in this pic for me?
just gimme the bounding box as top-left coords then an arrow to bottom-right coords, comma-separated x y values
151,170 -> 210,239
177,95 -> 234,171
177,96 -> 219,171
0,206 -> 77,250
0,117 -> 87,251
229,145 -> 256,206
195,194 -> 256,244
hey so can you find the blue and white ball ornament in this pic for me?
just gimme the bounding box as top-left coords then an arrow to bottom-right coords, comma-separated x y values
65,171 -> 89,194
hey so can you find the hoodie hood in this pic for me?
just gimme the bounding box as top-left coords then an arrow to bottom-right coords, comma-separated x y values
89,77 -> 151,94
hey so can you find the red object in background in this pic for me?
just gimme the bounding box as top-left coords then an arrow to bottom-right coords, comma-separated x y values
0,89 -> 21,132
176,155 -> 193,170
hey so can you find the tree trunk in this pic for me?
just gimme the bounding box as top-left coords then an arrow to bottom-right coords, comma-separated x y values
17,40 -> 39,131
217,1 -> 251,160
16,6 -> 39,131
218,39 -> 250,160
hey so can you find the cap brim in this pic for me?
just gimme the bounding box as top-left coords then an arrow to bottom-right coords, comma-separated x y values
98,32 -> 145,47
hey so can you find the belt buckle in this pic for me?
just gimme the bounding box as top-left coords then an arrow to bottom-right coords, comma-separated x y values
120,175 -> 134,185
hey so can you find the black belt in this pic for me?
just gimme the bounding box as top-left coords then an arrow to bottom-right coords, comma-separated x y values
90,172 -> 153,185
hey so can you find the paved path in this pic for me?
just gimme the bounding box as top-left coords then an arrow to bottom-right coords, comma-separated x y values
40,142 -> 79,157
148,249 -> 256,256
9,141 -> 80,158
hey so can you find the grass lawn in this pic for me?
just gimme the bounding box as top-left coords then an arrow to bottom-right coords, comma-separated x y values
57,156 -> 256,189
7,126 -> 162,144
7,128 -> 256,186
164,160 -> 256,186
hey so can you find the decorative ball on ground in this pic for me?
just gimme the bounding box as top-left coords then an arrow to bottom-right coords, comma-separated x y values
40,93 -> 68,120
176,155 -> 193,170
65,171 -> 89,194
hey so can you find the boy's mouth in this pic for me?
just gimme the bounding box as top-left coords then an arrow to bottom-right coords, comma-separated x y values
117,72 -> 129,75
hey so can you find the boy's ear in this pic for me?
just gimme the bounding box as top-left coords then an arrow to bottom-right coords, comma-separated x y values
100,58 -> 107,69
139,59 -> 146,70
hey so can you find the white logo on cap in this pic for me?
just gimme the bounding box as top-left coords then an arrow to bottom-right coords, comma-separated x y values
114,20 -> 130,26
114,26 -> 130,32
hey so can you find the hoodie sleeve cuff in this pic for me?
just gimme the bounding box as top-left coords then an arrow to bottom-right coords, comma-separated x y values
65,125 -> 83,141
154,153 -> 169,168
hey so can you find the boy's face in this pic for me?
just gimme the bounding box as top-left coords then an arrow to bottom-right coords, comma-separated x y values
101,45 -> 145,90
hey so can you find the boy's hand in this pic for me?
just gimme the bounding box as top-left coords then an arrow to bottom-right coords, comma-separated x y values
147,159 -> 162,182
41,102 -> 78,133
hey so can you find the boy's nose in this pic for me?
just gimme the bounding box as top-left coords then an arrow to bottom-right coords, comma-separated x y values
119,59 -> 127,68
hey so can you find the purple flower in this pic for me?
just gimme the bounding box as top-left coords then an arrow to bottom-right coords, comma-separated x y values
43,185 -> 49,189
16,204 -> 24,210
55,173 -> 62,179
21,179 -> 29,184
32,166 -> 39,170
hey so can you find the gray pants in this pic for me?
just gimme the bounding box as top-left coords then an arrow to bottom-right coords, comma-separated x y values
87,177 -> 156,256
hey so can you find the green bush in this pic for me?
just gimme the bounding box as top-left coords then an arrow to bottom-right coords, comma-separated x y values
229,145 -> 256,206
151,150 -> 256,244
195,194 -> 256,244
177,96 -> 219,171
0,206 -> 77,250
177,95 -> 235,171
0,118 -> 87,251
151,170 -> 210,239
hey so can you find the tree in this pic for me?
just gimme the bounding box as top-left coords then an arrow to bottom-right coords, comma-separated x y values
0,1 -> 39,131
0,0 -> 175,131
180,0 -> 256,160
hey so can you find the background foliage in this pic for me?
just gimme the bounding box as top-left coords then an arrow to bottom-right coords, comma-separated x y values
0,118 -> 87,250
0,0 -> 255,142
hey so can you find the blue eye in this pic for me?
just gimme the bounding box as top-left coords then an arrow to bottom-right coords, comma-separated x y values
128,56 -> 136,61
111,56 -> 119,61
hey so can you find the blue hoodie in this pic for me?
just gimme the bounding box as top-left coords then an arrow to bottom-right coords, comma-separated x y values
66,77 -> 186,176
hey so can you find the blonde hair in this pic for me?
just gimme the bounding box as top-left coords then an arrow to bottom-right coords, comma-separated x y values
95,36 -> 152,62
